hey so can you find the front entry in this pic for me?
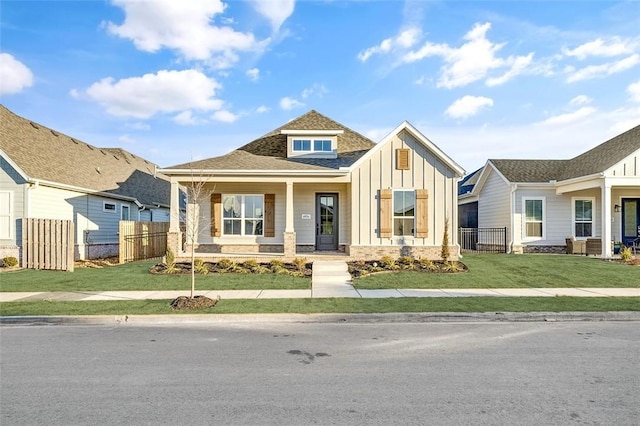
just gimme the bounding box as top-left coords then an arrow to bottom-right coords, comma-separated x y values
316,193 -> 338,250
621,198 -> 640,247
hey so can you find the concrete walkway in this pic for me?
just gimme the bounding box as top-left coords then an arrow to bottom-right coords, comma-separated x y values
1,260 -> 639,302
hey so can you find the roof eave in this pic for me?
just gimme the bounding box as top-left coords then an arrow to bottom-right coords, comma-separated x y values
158,168 -> 350,176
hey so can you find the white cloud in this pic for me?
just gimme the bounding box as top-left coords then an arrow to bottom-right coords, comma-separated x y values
280,97 -> 304,110
173,110 -> 200,125
212,109 -> 239,123
301,83 -> 327,99
562,37 -> 635,60
0,53 -> 34,95
566,54 -> 640,83
569,95 -> 592,106
126,122 -> 151,131
81,69 -> 223,118
403,22 -> 533,89
106,0 -> 263,68
539,106 -> 596,125
256,105 -> 270,113
246,68 -> 260,82
445,95 -> 493,119
627,80 -> 640,102
357,27 -> 421,62
250,0 -> 295,32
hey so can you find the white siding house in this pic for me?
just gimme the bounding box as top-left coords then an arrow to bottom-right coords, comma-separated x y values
0,105 -> 172,260
462,124 -> 640,257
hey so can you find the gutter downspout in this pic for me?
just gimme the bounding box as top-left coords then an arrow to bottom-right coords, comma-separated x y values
509,184 -> 518,253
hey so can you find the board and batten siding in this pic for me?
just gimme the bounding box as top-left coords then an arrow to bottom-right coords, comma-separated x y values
350,129 -> 458,247
607,148 -> 640,177
0,158 -> 27,247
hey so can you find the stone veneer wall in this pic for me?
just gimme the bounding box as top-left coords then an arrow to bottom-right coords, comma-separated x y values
0,245 -> 19,260
347,245 -> 459,261
76,243 -> 118,260
522,245 -> 567,254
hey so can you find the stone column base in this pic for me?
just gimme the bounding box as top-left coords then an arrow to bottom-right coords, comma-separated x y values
284,232 -> 296,259
167,232 -> 183,257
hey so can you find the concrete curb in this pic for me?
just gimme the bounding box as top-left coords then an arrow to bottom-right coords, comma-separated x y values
2,311 -> 639,326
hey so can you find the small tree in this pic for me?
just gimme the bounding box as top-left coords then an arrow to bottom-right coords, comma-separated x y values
183,172 -> 215,298
441,217 -> 450,262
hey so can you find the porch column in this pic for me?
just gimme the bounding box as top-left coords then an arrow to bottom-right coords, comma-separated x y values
169,181 -> 181,232
284,181 -> 296,258
601,180 -> 612,258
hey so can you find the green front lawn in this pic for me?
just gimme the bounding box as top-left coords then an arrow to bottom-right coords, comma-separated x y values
0,260 -> 311,292
352,254 -> 640,289
1,297 -> 639,316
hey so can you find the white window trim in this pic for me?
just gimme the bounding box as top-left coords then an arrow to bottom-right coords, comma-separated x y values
392,189 -> 415,237
287,135 -> 337,158
522,197 -> 546,241
0,191 -> 13,239
571,197 -> 596,240
103,201 -> 117,213
121,204 -> 131,221
222,194 -> 265,237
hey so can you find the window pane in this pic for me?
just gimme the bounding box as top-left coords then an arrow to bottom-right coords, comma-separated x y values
224,219 -> 241,235
575,223 -> 592,238
245,196 -> 263,219
394,218 -> 414,236
394,191 -> 415,217
314,140 -> 331,151
525,200 -> 542,221
223,196 -> 241,218
245,220 -> 263,236
526,222 -> 542,237
575,200 -> 592,221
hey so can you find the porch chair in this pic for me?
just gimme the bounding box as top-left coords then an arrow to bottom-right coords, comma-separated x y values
565,237 -> 586,255
629,237 -> 640,255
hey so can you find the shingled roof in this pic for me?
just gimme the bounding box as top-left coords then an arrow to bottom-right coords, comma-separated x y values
489,124 -> 640,183
168,110 -> 376,171
0,105 -> 170,207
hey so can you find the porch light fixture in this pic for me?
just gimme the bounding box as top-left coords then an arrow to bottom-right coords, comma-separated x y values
614,204 -> 621,213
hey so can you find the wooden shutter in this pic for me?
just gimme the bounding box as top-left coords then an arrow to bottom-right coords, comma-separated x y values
415,189 -> 428,238
396,149 -> 410,170
210,193 -> 221,237
264,194 -> 275,237
379,189 -> 392,238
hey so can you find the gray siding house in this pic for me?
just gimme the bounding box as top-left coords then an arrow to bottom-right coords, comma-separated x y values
0,105 -> 171,260
459,124 -> 640,257
160,110 -> 465,260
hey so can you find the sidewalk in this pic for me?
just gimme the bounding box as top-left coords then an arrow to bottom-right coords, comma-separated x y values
1,260 -> 639,302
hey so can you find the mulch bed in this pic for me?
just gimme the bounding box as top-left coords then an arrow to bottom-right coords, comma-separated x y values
347,259 -> 468,278
170,295 -> 220,310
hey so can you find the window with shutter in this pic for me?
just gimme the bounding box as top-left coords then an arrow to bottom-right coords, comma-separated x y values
379,189 -> 392,238
210,193 -> 221,237
415,189 -> 428,238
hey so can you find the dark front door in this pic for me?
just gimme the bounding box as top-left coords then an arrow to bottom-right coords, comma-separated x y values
621,198 -> 640,247
316,193 -> 338,250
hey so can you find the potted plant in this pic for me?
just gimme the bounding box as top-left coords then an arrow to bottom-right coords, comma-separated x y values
613,241 -> 623,255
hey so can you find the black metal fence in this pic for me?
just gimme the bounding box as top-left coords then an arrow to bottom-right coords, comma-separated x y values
458,227 -> 508,253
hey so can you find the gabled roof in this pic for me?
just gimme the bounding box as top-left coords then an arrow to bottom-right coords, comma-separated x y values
489,123 -> 640,183
167,110 -> 376,171
0,105 -> 170,207
458,167 -> 482,195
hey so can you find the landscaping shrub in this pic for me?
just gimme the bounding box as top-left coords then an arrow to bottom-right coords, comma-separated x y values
2,256 -> 19,268
620,245 -> 632,262
193,258 -> 208,274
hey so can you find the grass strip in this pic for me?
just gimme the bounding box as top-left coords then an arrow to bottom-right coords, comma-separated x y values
354,254 -> 640,289
1,297 -> 638,316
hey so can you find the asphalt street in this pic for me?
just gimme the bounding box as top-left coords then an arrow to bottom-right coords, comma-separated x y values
1,321 -> 639,425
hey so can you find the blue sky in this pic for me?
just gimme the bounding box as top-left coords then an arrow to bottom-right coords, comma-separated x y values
1,0 -> 639,174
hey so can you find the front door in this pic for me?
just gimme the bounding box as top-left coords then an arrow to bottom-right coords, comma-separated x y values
621,198 -> 640,247
316,193 -> 338,250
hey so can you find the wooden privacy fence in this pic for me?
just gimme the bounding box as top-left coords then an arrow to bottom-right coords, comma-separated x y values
22,218 -> 75,271
119,221 -> 169,263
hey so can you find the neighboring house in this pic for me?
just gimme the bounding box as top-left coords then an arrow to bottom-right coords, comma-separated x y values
160,110 -> 465,260
458,168 -> 481,228
0,105 -> 171,260
459,124 -> 640,257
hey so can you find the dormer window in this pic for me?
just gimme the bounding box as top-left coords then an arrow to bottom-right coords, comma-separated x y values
282,129 -> 343,159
